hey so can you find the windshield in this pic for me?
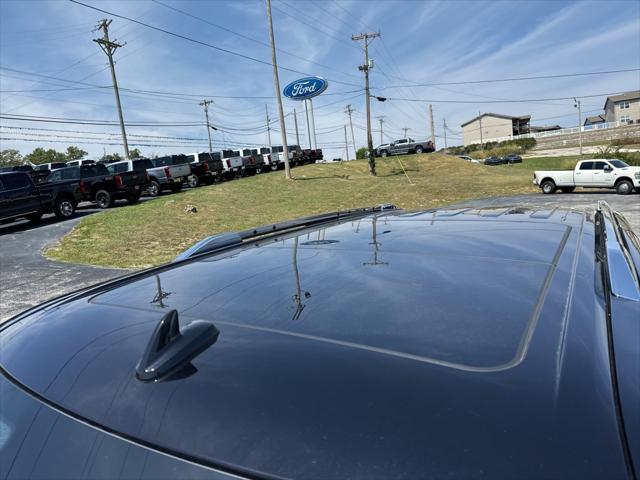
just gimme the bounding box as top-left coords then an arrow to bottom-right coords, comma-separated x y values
609,160 -> 629,168
133,159 -> 153,171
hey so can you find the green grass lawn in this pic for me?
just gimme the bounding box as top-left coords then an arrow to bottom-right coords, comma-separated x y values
46,154 -> 542,268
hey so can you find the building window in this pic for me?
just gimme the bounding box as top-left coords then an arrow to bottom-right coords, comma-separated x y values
619,101 -> 630,109
620,115 -> 630,123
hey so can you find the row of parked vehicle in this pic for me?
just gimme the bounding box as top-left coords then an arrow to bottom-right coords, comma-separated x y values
0,145 -> 323,225
457,154 -> 523,165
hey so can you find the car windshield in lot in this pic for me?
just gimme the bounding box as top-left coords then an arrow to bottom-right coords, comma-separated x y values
48,167 -> 80,181
609,160 -> 629,168
132,159 -> 153,171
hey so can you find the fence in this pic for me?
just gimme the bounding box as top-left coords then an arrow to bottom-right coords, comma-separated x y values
480,121 -> 623,144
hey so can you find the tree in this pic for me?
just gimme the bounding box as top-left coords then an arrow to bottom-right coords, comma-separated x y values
65,146 -> 87,161
129,148 -> 142,158
24,148 -> 67,165
0,149 -> 23,167
100,152 -> 122,162
356,147 -> 368,159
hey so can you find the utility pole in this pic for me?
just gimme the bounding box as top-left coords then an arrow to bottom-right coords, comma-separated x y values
265,105 -> 272,148
443,119 -> 448,149
376,115 -> 385,144
574,97 -> 583,155
293,108 -> 300,146
265,0 -> 291,179
94,19 -> 130,159
199,99 -> 214,152
345,104 -> 356,158
402,127 -> 411,138
478,111 -> 484,150
352,31 -> 380,176
429,104 -> 436,148
344,125 -> 349,161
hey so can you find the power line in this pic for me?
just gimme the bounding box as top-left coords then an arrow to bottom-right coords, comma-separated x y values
0,67 -> 363,101
382,91 -> 626,104
152,0 -> 362,83
376,68 -> 640,89
67,0 -> 362,88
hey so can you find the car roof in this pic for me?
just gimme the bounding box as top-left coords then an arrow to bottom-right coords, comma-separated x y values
0,206 -> 629,478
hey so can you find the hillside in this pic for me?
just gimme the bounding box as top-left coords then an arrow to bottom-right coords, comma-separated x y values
46,154 -> 537,268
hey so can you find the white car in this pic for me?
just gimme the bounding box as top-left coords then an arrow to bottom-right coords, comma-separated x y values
534,159 -> 640,195
458,155 -> 481,164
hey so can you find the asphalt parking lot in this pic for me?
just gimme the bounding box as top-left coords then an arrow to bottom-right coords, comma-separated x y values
0,205 -> 129,322
1,191 -> 638,323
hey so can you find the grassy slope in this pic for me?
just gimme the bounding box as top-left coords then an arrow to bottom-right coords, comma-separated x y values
47,154 -> 539,268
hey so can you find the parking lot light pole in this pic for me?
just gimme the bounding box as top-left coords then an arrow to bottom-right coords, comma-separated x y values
265,0 -> 291,179
574,98 -> 583,155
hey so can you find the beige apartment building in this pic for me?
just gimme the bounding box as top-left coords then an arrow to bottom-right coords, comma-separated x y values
604,90 -> 640,124
461,113 -> 531,146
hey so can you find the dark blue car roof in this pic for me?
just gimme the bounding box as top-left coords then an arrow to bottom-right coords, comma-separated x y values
0,207 -> 630,479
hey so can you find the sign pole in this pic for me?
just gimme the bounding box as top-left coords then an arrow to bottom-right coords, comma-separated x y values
309,98 -> 317,150
304,99 -> 312,149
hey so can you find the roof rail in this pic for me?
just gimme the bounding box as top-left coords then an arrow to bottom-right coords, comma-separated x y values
596,201 -> 640,301
173,204 -> 398,262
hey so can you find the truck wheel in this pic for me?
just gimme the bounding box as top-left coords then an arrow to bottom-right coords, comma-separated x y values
126,192 -> 141,204
187,175 -> 199,188
26,212 -> 43,223
170,183 -> 182,193
415,146 -> 424,154
95,189 -> 113,209
380,150 -> 388,158
54,198 -> 76,219
147,180 -> 161,197
560,187 -> 575,193
541,180 -> 556,194
615,179 -> 633,195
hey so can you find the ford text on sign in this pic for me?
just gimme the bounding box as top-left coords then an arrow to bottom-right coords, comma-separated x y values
283,77 -> 328,100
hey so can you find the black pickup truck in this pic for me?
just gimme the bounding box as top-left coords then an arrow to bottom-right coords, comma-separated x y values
184,153 -> 225,187
0,165 -> 51,184
48,163 -> 145,208
0,171 -> 83,224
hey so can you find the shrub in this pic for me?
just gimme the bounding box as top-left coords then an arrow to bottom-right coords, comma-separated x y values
593,145 -> 640,166
446,137 -> 536,156
356,147 -> 368,159
610,136 -> 640,146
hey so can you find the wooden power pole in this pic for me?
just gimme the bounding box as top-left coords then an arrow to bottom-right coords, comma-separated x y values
293,108 -> 300,146
443,119 -> 448,149
265,0 -> 291,179
345,104 -> 357,159
94,19 -> 130,159
429,104 -> 436,148
199,99 -> 214,152
344,125 -> 349,161
352,31 -> 380,176
265,105 -> 272,148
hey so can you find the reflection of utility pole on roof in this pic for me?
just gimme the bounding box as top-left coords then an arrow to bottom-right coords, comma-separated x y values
292,236 -> 311,320
151,274 -> 172,308
363,217 -> 388,266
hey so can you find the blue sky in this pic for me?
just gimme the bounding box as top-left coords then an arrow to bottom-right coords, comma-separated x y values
1,0 -> 639,159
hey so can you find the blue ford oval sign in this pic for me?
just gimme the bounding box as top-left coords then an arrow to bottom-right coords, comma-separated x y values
283,77 -> 328,100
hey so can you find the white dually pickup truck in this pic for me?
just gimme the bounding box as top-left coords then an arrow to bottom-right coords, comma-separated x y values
534,159 -> 640,195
